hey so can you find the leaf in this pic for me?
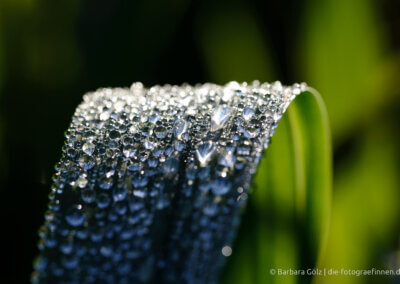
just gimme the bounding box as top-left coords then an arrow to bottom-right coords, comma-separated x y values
195,1 -> 276,83
314,121 -> 400,284
222,89 -> 332,283
297,0 -> 391,141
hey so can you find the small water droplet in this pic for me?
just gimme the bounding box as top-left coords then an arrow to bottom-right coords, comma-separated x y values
99,112 -> 110,121
211,177 -> 231,195
211,105 -> 232,131
173,119 -> 188,139
76,176 -> 88,188
81,189 -> 95,203
100,246 -> 113,257
112,187 -> 127,202
79,155 -> 95,170
154,126 -> 167,139
97,193 -> 111,209
156,195 -> 170,210
99,177 -> 113,190
144,140 -> 156,150
129,125 -> 139,133
149,114 -> 159,124
242,108 -> 255,121
133,189 -> 146,198
196,141 -> 216,166
109,130 -> 121,140
243,126 -> 259,138
273,112 -> 282,122
65,205 -> 85,227
123,145 -> 136,158
203,203 -> 218,216
222,246 -> 232,257
218,152 -> 235,168
163,157 -> 179,177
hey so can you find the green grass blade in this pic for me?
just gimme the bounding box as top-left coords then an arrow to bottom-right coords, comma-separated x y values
222,89 -> 332,283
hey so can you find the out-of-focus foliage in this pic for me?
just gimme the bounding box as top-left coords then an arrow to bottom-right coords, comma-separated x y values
298,0 -> 399,141
315,122 -> 399,284
195,1 -> 275,83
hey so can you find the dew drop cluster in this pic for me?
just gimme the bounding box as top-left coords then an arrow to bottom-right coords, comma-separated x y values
33,81 -> 305,283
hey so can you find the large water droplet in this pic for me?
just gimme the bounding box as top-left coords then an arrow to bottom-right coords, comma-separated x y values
222,81 -> 240,102
123,145 -> 136,158
81,189 -> 95,203
242,108 -> 255,121
211,177 -> 231,195
154,126 -> 167,139
196,141 -> 216,166
65,205 -> 86,227
99,112 -> 110,121
243,126 -> 259,138
163,157 -> 179,177
129,125 -> 139,134
218,152 -> 235,169
144,140 -> 156,150
273,112 -> 282,122
109,130 -> 121,140
112,187 -> 127,202
76,176 -> 88,188
173,119 -> 188,139
97,193 -> 111,209
79,155 -> 95,170
99,177 -> 113,190
210,105 -> 232,132
203,202 -> 218,216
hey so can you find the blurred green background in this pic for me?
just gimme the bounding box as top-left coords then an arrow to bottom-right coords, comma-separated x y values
0,0 -> 399,283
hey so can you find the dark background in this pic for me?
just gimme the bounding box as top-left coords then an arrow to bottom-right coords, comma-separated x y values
0,0 -> 399,283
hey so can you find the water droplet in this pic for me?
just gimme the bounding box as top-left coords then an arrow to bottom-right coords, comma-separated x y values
81,189 -> 95,203
144,140 -> 155,150
123,145 -> 136,158
154,126 -> 167,139
218,152 -> 235,169
62,255 -> 79,269
222,81 -> 240,102
99,177 -> 113,190
211,177 -> 231,195
79,155 -> 95,170
163,157 -> 179,177
112,187 -> 127,202
222,88 -> 234,102
99,112 -> 110,121
129,125 -> 139,133
242,108 -> 255,121
211,105 -> 232,132
196,141 -> 216,166
100,246 -> 113,257
243,126 -> 259,138
222,246 -> 232,257
109,130 -> 120,140
132,176 -> 148,188
173,119 -> 188,139
97,193 -> 111,209
133,189 -> 146,198
149,114 -> 159,124
66,148 -> 77,158
76,176 -> 88,188
273,112 -> 282,122
203,203 -> 218,216
65,205 -> 85,227
156,195 -> 170,210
